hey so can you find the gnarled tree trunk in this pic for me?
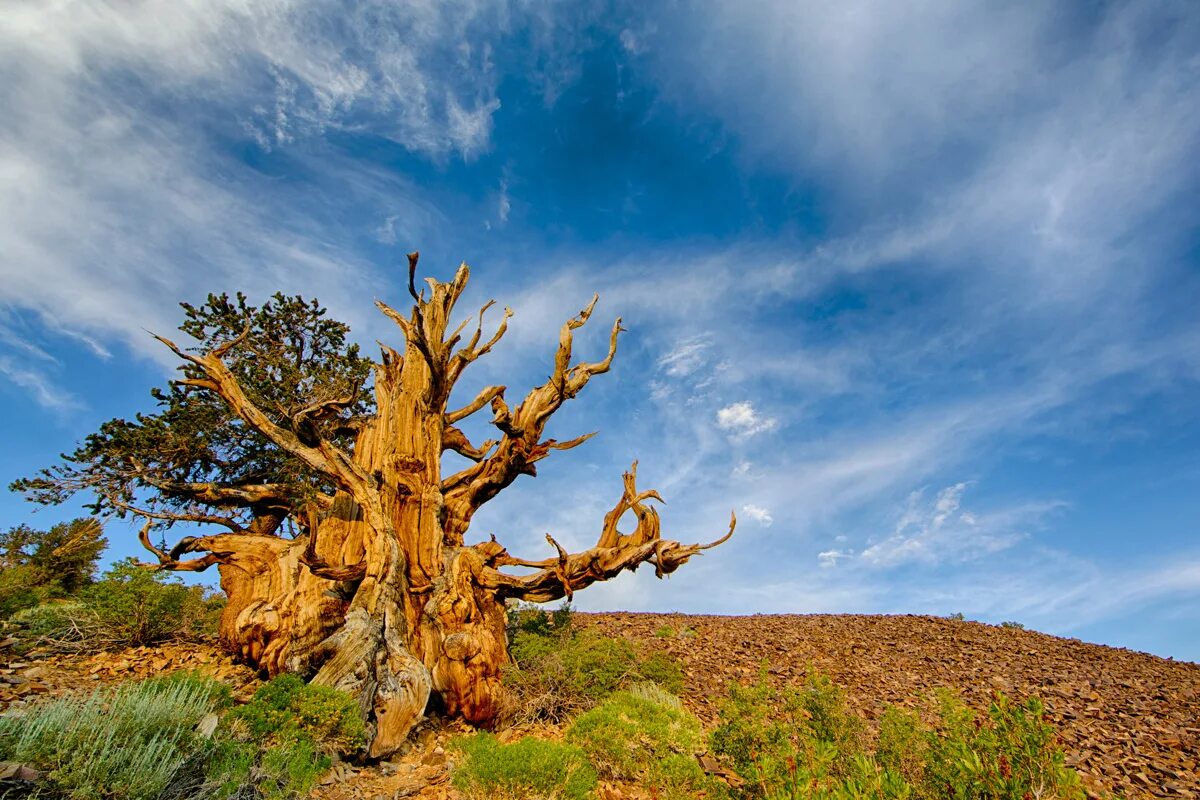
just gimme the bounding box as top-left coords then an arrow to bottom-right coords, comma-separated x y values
146,256 -> 733,757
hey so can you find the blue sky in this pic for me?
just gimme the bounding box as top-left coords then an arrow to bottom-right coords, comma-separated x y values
1,1 -> 1198,661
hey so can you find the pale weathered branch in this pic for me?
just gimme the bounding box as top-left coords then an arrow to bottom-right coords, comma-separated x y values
445,385 -> 506,425
474,463 -> 736,602
440,295 -> 623,516
447,301 -> 513,386
442,426 -> 498,462
134,520 -> 222,573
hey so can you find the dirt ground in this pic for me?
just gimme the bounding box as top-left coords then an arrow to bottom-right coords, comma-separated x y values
2,613 -> 1197,799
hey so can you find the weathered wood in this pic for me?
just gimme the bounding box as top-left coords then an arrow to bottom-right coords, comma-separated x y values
139,255 -> 732,756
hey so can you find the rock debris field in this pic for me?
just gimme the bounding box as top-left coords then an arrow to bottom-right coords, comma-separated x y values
1,613 -> 1197,799
581,613 -> 1200,800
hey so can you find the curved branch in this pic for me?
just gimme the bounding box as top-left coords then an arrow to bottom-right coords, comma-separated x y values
441,297 -> 623,514
442,426 -> 498,462
108,492 -> 246,534
446,385 -> 506,425
134,520 -> 223,573
475,464 -> 736,603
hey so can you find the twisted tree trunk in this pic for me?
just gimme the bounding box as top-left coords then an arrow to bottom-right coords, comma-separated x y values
148,256 -> 733,757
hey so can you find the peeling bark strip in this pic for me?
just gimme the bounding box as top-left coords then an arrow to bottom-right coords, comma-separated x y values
139,255 -> 734,756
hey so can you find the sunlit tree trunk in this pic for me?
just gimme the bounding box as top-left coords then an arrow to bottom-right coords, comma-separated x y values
146,255 -> 733,757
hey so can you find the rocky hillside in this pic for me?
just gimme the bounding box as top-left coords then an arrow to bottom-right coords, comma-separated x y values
581,613 -> 1199,800
2,613 -> 1196,799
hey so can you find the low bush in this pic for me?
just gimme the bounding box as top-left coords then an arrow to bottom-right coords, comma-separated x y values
9,559 -> 223,653
711,671 -> 1085,800
226,673 -> 366,753
504,627 -> 684,723
567,683 -> 726,799
202,735 -> 329,800
450,732 -> 597,800
0,671 -> 360,800
0,672 -> 226,800
654,623 -> 699,639
507,601 -> 575,640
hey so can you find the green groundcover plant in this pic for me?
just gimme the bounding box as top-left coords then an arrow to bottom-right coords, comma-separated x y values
0,672 -> 363,800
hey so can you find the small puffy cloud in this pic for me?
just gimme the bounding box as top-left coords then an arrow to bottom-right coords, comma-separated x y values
742,504 -> 773,526
717,401 -> 777,437
731,460 -> 752,477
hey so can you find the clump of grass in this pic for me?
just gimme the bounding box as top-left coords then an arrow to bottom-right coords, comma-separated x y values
567,683 -> 725,799
449,732 -> 596,800
0,672 -> 227,800
0,671 -> 363,800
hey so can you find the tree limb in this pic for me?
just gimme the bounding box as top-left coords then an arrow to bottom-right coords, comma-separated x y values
474,464 -> 736,602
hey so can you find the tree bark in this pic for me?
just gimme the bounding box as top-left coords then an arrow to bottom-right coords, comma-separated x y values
145,256 -> 733,757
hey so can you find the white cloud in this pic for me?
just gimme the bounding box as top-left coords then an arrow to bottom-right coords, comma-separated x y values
817,549 -> 854,569
497,180 -> 511,224
0,355 -> 80,412
741,504 -> 773,526
0,0 -> 510,407
716,401 -> 777,438
859,483 -> 1062,568
658,335 -> 711,378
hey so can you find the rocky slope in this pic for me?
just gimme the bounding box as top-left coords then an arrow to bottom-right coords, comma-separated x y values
2,613 -> 1196,799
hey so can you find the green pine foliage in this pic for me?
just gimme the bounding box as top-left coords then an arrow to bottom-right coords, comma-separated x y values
0,518 -> 106,617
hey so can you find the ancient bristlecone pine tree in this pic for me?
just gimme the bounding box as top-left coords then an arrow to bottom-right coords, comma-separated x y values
14,255 -> 733,756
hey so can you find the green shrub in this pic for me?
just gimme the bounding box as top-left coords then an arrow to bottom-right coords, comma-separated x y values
506,601 -> 574,641
712,670 -> 871,795
226,674 -> 366,753
504,628 -> 685,723
712,671 -> 1085,800
450,732 -> 596,800
567,684 -> 725,799
655,624 -> 676,638
999,621 -> 1025,630
0,673 -> 226,800
10,559 -> 223,653
81,559 -> 221,647
919,690 -> 1084,800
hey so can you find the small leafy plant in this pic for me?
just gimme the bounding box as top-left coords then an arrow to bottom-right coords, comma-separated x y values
711,670 -> 1085,800
567,683 -> 726,799
449,732 -> 597,800
503,625 -> 684,723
